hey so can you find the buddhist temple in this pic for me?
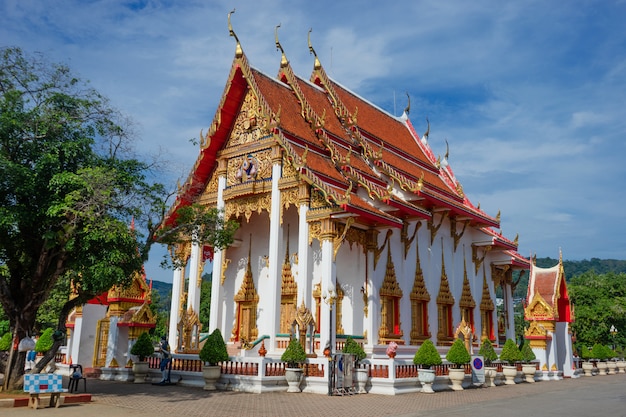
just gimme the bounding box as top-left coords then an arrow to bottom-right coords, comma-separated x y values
164,12 -> 531,370
524,252 -> 575,379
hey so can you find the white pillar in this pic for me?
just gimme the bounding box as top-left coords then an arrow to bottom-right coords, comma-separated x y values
209,173 -> 227,333
320,237 -> 336,353
297,202 -> 310,307
266,162 -> 283,353
187,240 -> 201,315
364,249 -> 376,349
504,282 -> 516,342
168,267 -> 183,350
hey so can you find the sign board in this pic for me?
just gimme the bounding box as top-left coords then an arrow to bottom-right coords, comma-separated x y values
470,355 -> 485,384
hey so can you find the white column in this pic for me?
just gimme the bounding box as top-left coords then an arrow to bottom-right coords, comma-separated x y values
364,249 -> 376,349
209,173 -> 227,333
168,267 -> 183,350
297,202 -> 310,306
320,237 -> 336,353
266,162 -> 283,353
187,240 -> 201,315
504,282 -> 516,342
106,316 -> 119,367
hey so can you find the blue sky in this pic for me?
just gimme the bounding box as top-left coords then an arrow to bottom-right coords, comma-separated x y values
2,1 -> 626,283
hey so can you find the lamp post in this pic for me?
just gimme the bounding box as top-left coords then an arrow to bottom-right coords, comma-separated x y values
610,325 -> 618,351
323,285 -> 337,395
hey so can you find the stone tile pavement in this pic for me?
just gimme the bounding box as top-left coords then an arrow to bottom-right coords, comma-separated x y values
1,373 -> 625,417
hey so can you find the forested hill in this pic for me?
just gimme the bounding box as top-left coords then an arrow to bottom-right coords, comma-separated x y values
535,257 -> 626,279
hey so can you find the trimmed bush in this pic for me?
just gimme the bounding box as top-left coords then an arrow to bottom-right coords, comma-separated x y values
200,329 -> 229,366
130,332 -> 155,361
446,338 -> 470,368
342,337 -> 366,363
591,343 -> 608,361
281,337 -> 307,368
499,339 -> 522,365
413,339 -> 442,369
580,345 -> 592,360
520,340 -> 536,363
478,338 -> 498,366
35,328 -> 54,353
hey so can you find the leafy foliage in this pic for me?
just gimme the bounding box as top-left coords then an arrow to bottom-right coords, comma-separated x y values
520,340 -> 536,363
478,338 -> 498,366
342,337 -> 366,363
281,338 -> 307,368
0,47 -> 237,389
130,332 -> 155,361
445,338 -> 470,368
199,329 -> 229,366
500,339 -> 522,365
591,343 -> 609,361
35,328 -> 54,353
0,332 -> 11,351
413,339 -> 442,368
569,271 -> 626,350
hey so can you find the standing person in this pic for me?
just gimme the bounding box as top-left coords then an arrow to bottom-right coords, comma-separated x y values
159,336 -> 171,383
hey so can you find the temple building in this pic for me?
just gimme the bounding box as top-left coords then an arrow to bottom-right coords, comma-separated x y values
524,252 -> 575,379
164,18 -> 531,362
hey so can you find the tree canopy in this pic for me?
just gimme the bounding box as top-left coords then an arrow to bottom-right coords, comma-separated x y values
0,47 -> 237,389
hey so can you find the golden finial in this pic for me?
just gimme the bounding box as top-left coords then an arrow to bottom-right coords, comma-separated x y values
228,9 -> 243,58
404,92 -> 410,115
308,28 -> 321,70
514,233 -> 519,245
421,116 -> 430,145
275,24 -> 288,67
496,210 -> 501,222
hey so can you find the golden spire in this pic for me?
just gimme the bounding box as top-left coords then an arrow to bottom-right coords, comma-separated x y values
275,23 -> 289,68
228,9 -> 243,58
308,28 -> 322,70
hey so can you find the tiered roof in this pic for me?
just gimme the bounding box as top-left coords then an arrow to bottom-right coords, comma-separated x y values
165,16 -> 528,269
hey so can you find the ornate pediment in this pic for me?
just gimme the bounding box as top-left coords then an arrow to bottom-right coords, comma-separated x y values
525,292 -> 555,321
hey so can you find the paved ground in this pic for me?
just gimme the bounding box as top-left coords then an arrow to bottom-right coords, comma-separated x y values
1,373 -> 625,417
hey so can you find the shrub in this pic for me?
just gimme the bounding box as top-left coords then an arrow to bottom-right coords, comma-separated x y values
520,340 -> 536,363
445,338 -> 470,368
281,338 -> 307,368
0,332 -> 11,351
342,337 -> 366,363
591,343 -> 608,361
580,346 -> 592,361
478,338 -> 498,366
35,328 -> 54,353
499,339 -> 522,365
199,329 -> 229,366
413,339 -> 442,369
130,332 -> 155,361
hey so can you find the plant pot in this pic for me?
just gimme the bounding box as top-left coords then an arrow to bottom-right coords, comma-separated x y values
418,368 -> 436,393
616,360 -> 626,373
581,361 -> 594,376
448,367 -> 465,391
596,361 -> 608,376
502,365 -> 518,385
522,363 -> 536,383
285,367 -> 303,393
484,366 -> 497,387
607,361 -> 617,375
132,361 -> 149,384
354,368 -> 369,394
202,365 -> 221,391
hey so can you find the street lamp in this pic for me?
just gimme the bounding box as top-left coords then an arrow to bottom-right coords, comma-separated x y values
610,325 -> 618,350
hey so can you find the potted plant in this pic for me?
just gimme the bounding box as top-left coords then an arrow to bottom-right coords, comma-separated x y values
520,340 -> 537,383
478,338 -> 498,387
445,338 -> 470,391
35,328 -> 54,353
130,332 -> 154,383
591,343 -> 608,375
199,329 -> 229,390
499,339 -> 522,384
580,345 -> 594,376
342,337 -> 368,393
281,337 -> 307,392
413,339 -> 442,393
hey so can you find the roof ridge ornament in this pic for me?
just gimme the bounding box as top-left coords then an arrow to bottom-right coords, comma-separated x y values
275,24 -> 289,68
228,9 -> 243,58
308,28 -> 322,70
404,92 -> 410,115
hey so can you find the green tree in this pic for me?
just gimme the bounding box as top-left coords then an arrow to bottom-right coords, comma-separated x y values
199,274 -> 212,330
0,47 -> 237,389
569,271 -> 626,350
